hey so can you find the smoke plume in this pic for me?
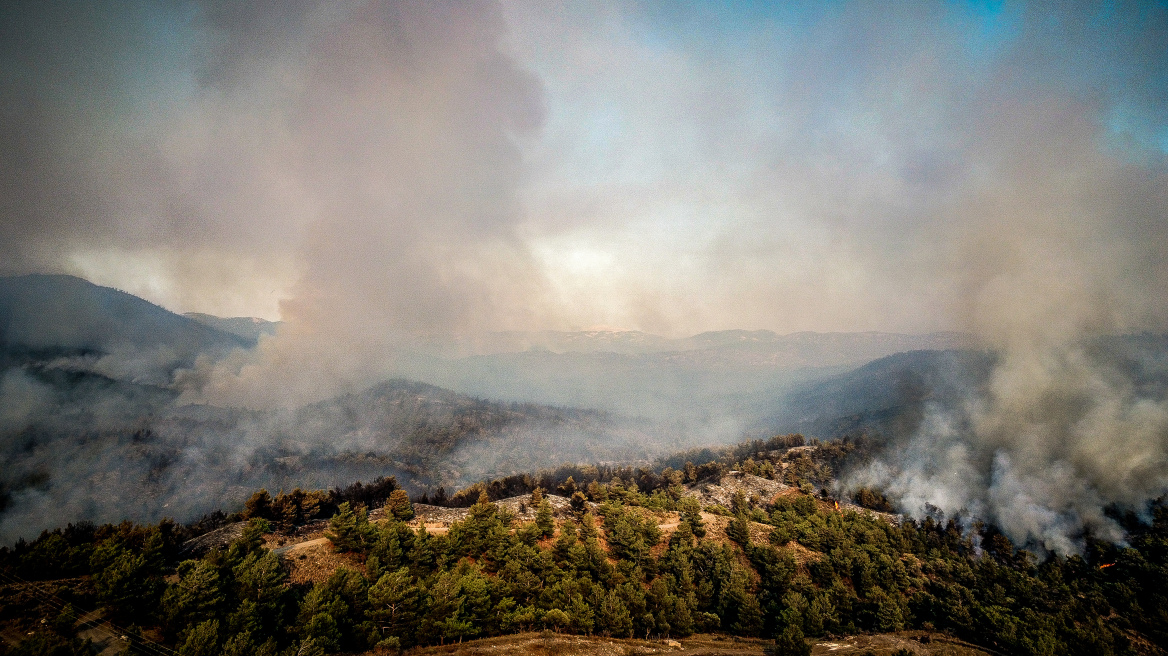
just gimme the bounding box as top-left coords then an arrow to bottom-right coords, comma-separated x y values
2,2 -> 1168,548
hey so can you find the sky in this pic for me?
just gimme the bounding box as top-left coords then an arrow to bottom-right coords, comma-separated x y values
1,0 -> 1167,341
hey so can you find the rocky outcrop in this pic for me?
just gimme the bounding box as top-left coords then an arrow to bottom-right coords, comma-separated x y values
683,472 -> 790,508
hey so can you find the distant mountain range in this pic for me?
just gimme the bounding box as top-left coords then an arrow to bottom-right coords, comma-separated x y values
759,331 -> 1168,440
401,329 -> 973,420
436,327 -> 971,362
0,275 -> 660,540
761,348 -> 996,438
0,273 -> 991,542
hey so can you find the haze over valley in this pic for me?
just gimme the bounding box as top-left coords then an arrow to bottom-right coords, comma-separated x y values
0,273 -> 973,542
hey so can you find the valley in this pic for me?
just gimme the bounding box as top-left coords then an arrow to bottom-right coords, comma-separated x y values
0,275 -> 974,544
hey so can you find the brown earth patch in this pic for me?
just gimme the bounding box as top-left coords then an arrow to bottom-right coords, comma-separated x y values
779,541 -> 823,565
390,632 -> 770,656
812,631 -> 995,655
283,540 -> 366,585
650,512 -> 683,556
697,513 -> 773,548
264,519 -> 329,551
370,631 -> 997,656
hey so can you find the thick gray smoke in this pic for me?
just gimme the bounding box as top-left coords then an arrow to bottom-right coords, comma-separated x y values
3,1 -> 1168,550
810,3 -> 1168,553
840,94 -> 1168,552
177,0 -> 552,407
0,356 -> 669,543
848,339 -> 1168,554
2,0 -> 549,406
839,106 -> 1168,550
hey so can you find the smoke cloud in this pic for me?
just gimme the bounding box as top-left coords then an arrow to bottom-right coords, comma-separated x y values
847,337 -> 1168,554
2,2 -> 1168,548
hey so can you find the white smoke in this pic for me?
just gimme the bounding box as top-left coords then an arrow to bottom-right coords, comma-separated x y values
849,341 -> 1168,553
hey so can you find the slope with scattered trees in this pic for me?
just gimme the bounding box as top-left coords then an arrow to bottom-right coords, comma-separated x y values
0,437 -> 1165,656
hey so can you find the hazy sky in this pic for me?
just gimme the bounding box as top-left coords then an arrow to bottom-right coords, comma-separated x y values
2,0 -> 1166,339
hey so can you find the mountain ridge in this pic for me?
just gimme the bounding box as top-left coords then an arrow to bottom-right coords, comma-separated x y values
184,311 -> 281,343
0,274 -> 249,383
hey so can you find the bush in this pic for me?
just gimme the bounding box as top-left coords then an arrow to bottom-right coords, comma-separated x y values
767,624 -> 811,656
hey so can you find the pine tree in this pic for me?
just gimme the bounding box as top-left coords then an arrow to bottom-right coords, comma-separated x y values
301,609 -> 343,652
727,513 -> 751,547
322,567 -> 373,650
578,511 -> 599,542
326,502 -> 372,553
558,476 -> 578,495
220,631 -> 252,656
178,619 -> 219,656
536,499 -> 555,538
768,624 -> 810,656
411,526 -> 437,574
227,599 -> 262,636
598,589 -> 633,637
679,497 -> 706,538
732,592 -> 764,636
571,491 -> 588,513
162,559 -> 224,633
244,489 -> 273,520
387,490 -> 415,521
227,518 -> 272,564
544,608 -> 570,632
93,548 -> 162,620
368,568 -> 419,646
232,550 -> 286,619
732,489 -> 749,515
569,593 -> 596,634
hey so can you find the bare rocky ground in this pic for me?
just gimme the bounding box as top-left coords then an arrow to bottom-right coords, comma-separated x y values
372,474 -> 894,532
403,494 -> 588,532
686,472 -> 791,509
178,519 -> 249,556
809,631 -> 996,655
179,470 -> 894,558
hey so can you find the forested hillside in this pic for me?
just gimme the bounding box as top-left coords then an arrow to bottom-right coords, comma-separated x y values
0,370 -> 655,543
1,437 -> 1164,656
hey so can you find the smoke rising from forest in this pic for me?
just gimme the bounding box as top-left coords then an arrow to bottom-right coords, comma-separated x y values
1,2 -> 1168,549
846,339 -> 1168,553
